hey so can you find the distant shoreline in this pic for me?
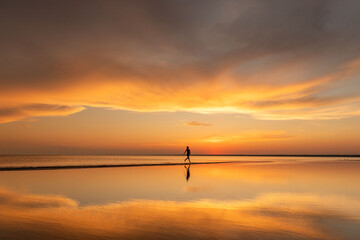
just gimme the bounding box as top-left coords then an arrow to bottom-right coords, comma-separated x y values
0,154 -> 359,157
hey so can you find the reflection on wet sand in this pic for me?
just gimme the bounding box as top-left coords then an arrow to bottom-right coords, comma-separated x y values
1,161 -> 360,239
0,187 -> 360,240
184,162 -> 191,181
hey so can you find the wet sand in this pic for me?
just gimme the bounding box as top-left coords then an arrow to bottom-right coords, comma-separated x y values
0,160 -> 359,240
0,160 -> 271,171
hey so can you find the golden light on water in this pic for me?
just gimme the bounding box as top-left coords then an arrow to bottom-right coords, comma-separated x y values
1,194 -> 355,240
1,160 -> 360,239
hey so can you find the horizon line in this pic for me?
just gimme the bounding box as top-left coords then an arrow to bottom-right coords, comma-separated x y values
0,154 -> 359,157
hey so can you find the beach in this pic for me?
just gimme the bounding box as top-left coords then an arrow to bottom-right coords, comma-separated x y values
0,156 -> 359,240
2,1 -> 360,239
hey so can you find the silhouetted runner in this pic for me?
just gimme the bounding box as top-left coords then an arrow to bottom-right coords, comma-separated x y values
184,146 -> 191,163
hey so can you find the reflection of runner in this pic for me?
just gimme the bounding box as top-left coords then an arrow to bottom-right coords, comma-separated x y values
183,146 -> 191,163
184,163 -> 191,181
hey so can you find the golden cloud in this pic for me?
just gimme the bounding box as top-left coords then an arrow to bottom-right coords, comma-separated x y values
185,121 -> 213,127
1,62 -> 359,123
1,1 -> 360,123
198,131 -> 292,143
0,104 -> 84,124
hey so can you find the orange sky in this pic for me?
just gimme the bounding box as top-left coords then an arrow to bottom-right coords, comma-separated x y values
1,0 -> 360,154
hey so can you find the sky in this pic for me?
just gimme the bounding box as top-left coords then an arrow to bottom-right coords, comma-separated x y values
0,0 -> 360,154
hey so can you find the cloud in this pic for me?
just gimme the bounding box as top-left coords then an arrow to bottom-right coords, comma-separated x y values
0,104 -> 84,123
185,121 -> 213,127
199,131 -> 292,143
1,0 -> 360,122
